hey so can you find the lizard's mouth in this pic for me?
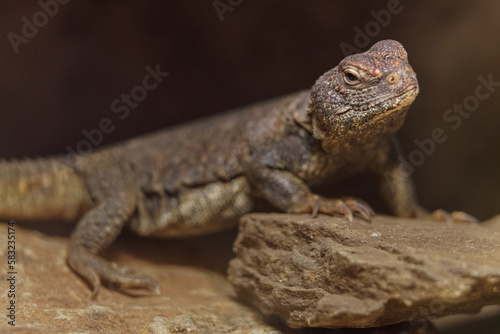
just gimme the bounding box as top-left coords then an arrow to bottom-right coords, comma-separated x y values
336,82 -> 419,117
387,82 -> 420,110
400,83 -> 420,105
370,84 -> 419,122
405,84 -> 418,93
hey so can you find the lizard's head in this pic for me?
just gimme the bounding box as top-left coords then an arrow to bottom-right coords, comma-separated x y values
309,39 -> 419,153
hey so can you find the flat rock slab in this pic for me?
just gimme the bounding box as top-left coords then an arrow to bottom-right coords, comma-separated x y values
228,214 -> 500,329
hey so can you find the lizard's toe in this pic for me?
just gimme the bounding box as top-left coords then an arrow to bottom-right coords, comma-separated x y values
352,202 -> 373,222
307,196 -> 374,222
450,211 -> 479,224
430,209 -> 479,225
343,197 -> 374,222
88,271 -> 101,299
67,247 -> 102,298
104,273 -> 161,296
336,200 -> 353,222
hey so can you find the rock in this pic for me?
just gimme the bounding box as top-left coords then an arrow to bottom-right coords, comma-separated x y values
0,218 -> 496,333
228,214 -> 500,329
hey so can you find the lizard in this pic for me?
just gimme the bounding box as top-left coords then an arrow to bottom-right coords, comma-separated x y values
0,40 -> 475,297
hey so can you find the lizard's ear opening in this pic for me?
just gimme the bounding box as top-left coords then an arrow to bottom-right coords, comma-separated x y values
293,100 -> 314,134
311,116 -> 326,141
304,99 -> 327,140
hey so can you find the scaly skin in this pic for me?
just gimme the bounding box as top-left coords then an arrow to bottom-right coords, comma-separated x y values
0,40 -> 474,297
0,158 -> 89,221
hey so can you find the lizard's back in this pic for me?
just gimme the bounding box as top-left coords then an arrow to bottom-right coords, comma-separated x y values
101,92 -> 307,236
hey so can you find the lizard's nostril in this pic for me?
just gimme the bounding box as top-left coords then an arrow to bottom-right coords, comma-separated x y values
387,72 -> 400,85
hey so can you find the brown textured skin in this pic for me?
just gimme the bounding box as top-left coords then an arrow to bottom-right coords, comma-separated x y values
1,40 -> 430,296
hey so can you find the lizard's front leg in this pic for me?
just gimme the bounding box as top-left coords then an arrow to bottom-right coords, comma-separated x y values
376,136 -> 478,224
68,156 -> 160,297
247,165 -> 373,221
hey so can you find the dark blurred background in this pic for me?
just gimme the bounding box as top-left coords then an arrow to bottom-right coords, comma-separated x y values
0,1 -> 499,220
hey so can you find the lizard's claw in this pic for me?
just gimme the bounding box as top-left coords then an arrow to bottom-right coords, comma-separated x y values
308,195 -> 374,222
430,209 -> 479,225
343,197 -> 375,222
311,196 -> 320,218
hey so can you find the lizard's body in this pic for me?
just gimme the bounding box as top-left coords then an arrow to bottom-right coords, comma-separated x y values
92,91 -> 387,237
2,40 -> 460,296
2,92 -> 385,234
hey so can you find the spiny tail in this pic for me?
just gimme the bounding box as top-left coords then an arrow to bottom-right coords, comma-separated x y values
0,157 -> 90,221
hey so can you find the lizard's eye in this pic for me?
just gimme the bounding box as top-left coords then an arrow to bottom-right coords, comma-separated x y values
343,69 -> 362,86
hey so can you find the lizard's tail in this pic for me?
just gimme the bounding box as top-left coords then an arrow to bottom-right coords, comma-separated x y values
0,157 -> 90,221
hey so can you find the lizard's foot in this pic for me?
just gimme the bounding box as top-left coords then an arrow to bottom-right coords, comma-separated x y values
67,245 -> 161,298
429,209 -> 479,225
308,195 -> 374,222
